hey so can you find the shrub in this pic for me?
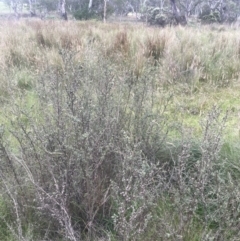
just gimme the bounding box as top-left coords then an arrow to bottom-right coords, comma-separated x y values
73,7 -> 98,20
146,7 -> 187,27
0,49 -> 170,240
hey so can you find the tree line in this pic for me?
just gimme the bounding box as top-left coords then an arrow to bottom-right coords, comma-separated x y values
4,0 -> 240,24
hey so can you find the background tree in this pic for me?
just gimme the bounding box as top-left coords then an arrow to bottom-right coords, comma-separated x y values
28,0 -> 35,16
59,0 -> 67,19
2,0 -> 240,23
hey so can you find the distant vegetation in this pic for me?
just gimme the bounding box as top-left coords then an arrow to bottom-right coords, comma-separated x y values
0,0 -> 240,25
0,20 -> 240,240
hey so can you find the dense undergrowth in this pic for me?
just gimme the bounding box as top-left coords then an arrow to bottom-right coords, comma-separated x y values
0,20 -> 240,240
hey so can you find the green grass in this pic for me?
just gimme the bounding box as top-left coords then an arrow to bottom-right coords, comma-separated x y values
166,86 -> 240,137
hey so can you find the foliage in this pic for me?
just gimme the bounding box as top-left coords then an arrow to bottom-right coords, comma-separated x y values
0,0 -> 240,24
0,21 -> 240,240
73,5 -> 98,20
73,3 -> 114,20
198,2 -> 238,24
145,7 -> 187,26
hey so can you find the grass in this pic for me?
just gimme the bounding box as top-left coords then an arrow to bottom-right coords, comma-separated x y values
0,20 -> 240,240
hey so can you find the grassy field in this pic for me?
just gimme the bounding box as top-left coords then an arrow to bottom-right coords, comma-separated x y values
0,20 -> 240,240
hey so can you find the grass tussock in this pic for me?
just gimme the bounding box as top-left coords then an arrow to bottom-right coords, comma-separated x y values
0,20 -> 240,240
144,33 -> 167,60
113,31 -> 130,54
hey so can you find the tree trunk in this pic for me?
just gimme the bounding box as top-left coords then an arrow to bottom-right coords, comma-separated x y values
88,0 -> 93,9
170,0 -> 187,25
59,0 -> 68,20
103,0 -> 107,23
28,0 -> 36,16
11,0 -> 19,19
170,0 -> 179,18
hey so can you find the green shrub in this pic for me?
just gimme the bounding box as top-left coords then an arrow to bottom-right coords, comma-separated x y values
73,6 -> 98,20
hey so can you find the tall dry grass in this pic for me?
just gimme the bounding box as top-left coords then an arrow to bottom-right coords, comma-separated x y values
0,21 -> 240,89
